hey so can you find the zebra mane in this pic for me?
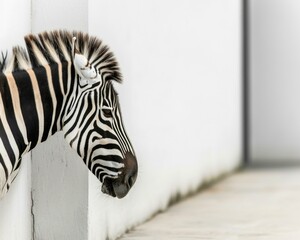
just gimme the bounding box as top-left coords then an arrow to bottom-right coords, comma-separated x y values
0,30 -> 122,83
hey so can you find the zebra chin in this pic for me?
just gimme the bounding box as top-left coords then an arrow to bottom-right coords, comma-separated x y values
101,152 -> 138,198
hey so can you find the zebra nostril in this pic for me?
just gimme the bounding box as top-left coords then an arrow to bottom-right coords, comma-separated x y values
127,176 -> 134,188
124,174 -> 136,189
123,152 -> 138,189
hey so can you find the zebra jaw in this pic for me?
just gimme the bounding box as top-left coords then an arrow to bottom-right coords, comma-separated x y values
72,37 -> 102,85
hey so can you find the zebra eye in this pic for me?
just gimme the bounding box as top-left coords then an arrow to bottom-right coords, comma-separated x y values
102,108 -> 113,118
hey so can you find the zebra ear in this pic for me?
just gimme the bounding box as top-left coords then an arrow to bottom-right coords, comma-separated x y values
72,37 -> 102,85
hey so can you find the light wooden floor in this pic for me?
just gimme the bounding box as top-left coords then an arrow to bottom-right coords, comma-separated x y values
120,162 -> 300,240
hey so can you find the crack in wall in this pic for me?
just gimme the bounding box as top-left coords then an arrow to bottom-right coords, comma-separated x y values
31,190 -> 35,240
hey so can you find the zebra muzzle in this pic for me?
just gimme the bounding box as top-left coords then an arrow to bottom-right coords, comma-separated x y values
101,152 -> 138,199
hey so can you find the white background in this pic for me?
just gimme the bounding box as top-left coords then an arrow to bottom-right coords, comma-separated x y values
0,0 -> 242,239
250,0 -> 300,161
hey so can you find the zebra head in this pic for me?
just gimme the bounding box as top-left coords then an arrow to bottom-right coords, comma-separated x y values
62,37 -> 137,198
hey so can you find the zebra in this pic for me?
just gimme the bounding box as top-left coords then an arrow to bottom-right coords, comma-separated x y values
0,30 -> 138,199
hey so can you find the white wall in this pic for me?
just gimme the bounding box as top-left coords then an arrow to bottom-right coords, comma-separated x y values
31,0 -> 89,239
31,0 -> 88,32
0,0 -> 32,239
250,0 -> 300,161
88,1 -> 242,239
0,1 -> 242,239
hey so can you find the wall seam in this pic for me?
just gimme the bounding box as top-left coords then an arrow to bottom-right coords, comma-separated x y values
242,0 -> 250,164
30,1 -> 35,239
30,0 -> 33,33
31,190 -> 36,240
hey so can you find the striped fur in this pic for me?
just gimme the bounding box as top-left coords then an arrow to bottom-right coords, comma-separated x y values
0,30 -> 136,198
0,30 -> 122,82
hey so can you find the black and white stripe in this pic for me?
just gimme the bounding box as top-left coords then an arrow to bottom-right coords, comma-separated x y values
0,30 -> 136,198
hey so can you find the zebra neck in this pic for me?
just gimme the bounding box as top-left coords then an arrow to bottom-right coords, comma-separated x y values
0,62 -> 74,155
